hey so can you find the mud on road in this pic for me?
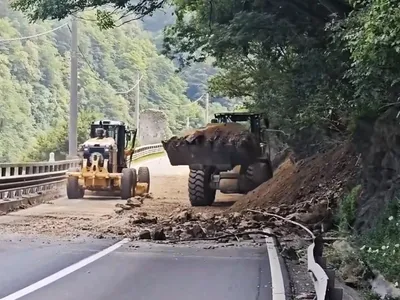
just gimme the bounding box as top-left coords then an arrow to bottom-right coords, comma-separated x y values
0,156 -> 241,240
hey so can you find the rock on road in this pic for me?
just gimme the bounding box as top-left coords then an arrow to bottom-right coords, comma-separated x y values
0,155 -> 290,300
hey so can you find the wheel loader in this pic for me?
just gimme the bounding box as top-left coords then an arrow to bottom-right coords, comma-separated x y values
66,120 -> 150,200
162,112 -> 273,206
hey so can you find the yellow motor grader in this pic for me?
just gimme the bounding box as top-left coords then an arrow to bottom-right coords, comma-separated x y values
66,120 -> 150,200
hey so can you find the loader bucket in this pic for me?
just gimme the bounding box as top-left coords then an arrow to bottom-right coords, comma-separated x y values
162,133 -> 261,167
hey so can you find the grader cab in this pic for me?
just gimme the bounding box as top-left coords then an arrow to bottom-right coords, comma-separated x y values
66,120 -> 150,200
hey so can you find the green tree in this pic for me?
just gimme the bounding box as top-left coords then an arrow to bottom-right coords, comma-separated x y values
26,110 -> 103,161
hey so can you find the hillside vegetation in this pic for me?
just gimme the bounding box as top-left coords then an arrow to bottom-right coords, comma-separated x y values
141,8 -> 242,111
0,0 -> 234,162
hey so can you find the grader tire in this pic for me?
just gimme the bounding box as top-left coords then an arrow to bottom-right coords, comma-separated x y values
66,167 -> 84,199
188,168 -> 216,207
121,168 -> 135,199
138,166 -> 150,193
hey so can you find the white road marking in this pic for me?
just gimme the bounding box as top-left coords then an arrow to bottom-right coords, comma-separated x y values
0,238 -> 130,300
265,229 -> 287,300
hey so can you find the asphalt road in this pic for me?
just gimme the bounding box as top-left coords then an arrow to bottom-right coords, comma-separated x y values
0,156 -> 290,300
0,236 -> 289,300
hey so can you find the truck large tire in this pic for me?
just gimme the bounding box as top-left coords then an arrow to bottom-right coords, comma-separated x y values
188,168 -> 216,206
138,166 -> 150,193
244,161 -> 273,191
66,167 -> 84,199
121,168 -> 136,199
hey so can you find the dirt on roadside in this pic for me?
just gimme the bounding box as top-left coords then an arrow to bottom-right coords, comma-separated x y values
228,143 -> 360,232
0,143 -> 359,241
0,172 -> 241,240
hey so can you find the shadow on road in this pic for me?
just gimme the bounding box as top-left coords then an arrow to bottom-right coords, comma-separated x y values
82,191 -> 121,201
212,200 -> 236,207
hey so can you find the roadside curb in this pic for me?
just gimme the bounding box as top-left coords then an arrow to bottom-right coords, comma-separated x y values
264,228 -> 292,300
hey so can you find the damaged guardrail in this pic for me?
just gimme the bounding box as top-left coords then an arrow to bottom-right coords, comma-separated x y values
0,143 -> 164,200
246,210 -> 343,300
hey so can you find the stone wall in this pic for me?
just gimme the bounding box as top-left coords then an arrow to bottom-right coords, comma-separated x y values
139,109 -> 172,145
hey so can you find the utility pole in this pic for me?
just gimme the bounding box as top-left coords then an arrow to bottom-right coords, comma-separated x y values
205,92 -> 209,125
68,16 -> 78,158
135,72 -> 140,139
186,117 -> 190,129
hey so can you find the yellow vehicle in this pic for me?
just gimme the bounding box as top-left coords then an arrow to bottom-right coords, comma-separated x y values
66,120 -> 150,199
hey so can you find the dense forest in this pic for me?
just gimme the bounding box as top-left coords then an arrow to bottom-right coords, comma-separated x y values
0,0 -> 237,162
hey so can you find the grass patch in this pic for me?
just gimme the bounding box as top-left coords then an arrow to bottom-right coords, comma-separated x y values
336,184 -> 362,233
132,151 -> 165,164
358,196 -> 400,284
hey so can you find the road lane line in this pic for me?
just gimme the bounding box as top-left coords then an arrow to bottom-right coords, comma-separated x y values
264,229 -> 286,300
0,238 -> 130,300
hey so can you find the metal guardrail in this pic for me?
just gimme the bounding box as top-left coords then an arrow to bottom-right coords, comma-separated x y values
130,143 -> 164,161
309,236 -> 343,300
246,210 -> 343,300
0,143 -> 164,200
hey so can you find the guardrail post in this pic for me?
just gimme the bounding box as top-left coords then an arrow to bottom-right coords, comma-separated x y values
314,236 -> 343,300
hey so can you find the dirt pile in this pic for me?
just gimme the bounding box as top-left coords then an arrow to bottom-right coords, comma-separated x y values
229,143 -> 360,232
179,122 -> 248,139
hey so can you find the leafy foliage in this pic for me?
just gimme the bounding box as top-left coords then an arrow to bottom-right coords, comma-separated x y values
160,0 -> 353,133
159,0 -> 400,138
26,110 -> 103,161
337,185 -> 362,233
11,0 -> 167,27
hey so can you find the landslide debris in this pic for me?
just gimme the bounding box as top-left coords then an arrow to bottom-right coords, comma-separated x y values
228,143 -> 360,233
114,194 -> 152,214
106,142 -> 360,242
107,200 -> 286,244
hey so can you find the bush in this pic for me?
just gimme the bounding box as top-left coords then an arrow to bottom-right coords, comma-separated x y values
358,197 -> 400,283
337,185 -> 362,233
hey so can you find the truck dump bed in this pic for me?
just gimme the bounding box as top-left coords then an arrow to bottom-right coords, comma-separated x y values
162,123 -> 261,167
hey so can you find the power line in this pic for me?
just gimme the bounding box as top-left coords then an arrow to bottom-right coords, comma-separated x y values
162,93 -> 206,107
68,24 -> 141,95
115,74 -> 143,94
0,23 -> 68,43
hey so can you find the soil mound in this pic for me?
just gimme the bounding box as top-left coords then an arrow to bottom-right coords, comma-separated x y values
164,123 -> 258,148
229,143 -> 360,229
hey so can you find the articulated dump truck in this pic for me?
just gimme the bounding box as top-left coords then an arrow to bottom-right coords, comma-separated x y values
162,112 -> 273,206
